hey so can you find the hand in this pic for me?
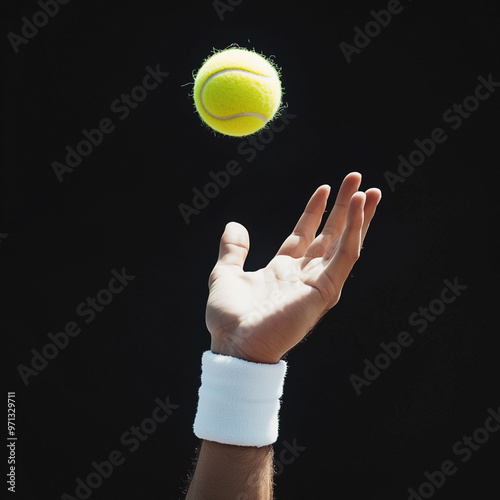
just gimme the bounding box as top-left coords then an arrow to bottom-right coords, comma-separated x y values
206,172 -> 382,364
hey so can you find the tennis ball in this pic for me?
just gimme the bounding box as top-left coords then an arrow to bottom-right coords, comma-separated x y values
193,48 -> 282,137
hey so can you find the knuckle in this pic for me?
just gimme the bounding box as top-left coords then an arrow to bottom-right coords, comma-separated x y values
341,245 -> 360,263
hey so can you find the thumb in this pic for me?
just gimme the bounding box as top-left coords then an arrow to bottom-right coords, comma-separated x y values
216,221 -> 250,270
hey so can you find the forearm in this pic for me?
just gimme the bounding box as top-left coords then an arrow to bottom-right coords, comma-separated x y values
186,351 -> 286,499
186,440 -> 274,500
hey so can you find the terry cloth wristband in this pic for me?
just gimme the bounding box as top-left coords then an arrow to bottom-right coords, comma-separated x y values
193,350 -> 288,447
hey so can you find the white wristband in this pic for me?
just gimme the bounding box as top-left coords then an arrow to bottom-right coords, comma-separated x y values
193,350 -> 288,447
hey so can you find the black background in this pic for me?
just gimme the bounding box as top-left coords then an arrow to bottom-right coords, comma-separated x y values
3,0 -> 500,498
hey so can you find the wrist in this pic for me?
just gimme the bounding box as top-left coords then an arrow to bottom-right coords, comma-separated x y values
193,351 -> 288,447
210,341 -> 282,365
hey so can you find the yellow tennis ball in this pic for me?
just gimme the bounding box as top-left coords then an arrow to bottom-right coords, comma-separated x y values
193,48 -> 282,137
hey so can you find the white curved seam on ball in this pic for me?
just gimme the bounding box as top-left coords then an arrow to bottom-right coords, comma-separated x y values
200,68 -> 273,122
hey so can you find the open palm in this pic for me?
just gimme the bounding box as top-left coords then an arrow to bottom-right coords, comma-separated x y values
206,172 -> 382,364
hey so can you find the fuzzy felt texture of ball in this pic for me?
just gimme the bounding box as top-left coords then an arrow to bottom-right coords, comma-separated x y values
193,48 -> 282,137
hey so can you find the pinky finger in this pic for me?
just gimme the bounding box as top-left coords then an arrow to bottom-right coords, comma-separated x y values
361,188 -> 382,243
